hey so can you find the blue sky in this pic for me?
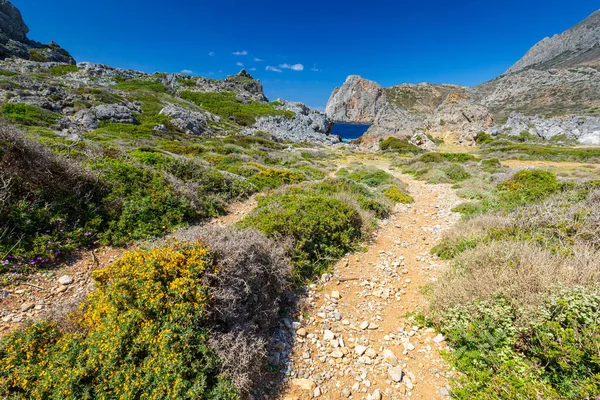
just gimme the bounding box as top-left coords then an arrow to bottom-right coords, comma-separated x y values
13,0 -> 599,109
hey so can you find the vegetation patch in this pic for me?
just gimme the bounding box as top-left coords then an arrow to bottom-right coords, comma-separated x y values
1,103 -> 59,127
379,137 -> 422,155
0,232 -> 291,398
383,186 -> 414,204
181,91 -> 293,127
48,65 -> 79,76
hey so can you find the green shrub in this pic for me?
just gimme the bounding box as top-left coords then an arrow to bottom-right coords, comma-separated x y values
247,168 -> 305,190
28,49 -> 48,62
443,163 -> 471,182
116,79 -> 168,93
383,186 -> 414,204
0,243 -> 238,399
1,103 -> 59,126
93,158 -> 198,245
238,192 -> 363,280
475,131 -> 494,144
48,65 -> 79,76
338,167 -> 396,187
420,153 -> 476,163
0,69 -> 18,77
379,137 -> 422,154
181,91 -> 293,127
498,169 -> 562,206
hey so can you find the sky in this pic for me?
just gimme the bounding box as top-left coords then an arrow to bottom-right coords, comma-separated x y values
13,0 -> 599,110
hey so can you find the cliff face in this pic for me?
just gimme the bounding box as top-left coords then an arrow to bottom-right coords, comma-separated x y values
0,0 -> 74,64
326,9 -> 600,146
325,75 -> 391,124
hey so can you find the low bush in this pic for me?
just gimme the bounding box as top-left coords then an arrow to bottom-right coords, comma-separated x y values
379,137 -> 422,154
0,232 -> 291,398
337,166 -> 396,187
443,163 -> 471,182
0,124 -> 105,278
247,168 -> 305,190
383,186 -> 414,204
1,103 -> 59,127
497,169 -> 562,206
238,191 -> 364,281
419,153 -> 476,163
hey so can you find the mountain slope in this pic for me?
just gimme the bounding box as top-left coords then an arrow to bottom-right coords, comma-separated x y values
505,9 -> 600,74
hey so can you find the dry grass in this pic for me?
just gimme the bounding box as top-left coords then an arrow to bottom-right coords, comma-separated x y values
433,241 -> 600,313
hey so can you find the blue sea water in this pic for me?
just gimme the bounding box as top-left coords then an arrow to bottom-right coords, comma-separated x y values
331,123 -> 371,143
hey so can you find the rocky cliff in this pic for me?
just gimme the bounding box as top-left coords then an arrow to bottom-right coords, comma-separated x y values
0,0 -> 74,64
505,10 -> 600,74
326,9 -> 600,146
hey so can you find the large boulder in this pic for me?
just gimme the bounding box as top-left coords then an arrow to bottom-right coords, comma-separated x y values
74,104 -> 137,131
159,105 -> 214,136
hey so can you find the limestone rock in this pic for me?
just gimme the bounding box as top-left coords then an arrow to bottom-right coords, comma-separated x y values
388,365 -> 403,383
159,105 -> 211,136
291,378 -> 316,392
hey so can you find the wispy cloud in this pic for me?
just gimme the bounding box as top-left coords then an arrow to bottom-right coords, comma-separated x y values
279,63 -> 304,71
266,66 -> 282,73
311,66 -> 321,72
236,62 -> 244,67
180,69 -> 193,74
249,67 -> 256,71
232,50 -> 248,56
254,57 -> 263,62
208,52 -> 215,56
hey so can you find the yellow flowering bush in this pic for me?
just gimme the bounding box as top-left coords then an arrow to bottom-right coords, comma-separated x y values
0,242 -> 238,399
383,186 -> 415,204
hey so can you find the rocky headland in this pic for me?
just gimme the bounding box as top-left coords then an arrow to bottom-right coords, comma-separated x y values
326,9 -> 600,147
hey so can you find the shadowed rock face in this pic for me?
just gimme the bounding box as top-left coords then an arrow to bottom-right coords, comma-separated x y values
0,0 -> 28,41
0,0 -> 74,64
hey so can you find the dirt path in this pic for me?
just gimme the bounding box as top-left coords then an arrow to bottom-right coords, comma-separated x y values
277,169 -> 462,400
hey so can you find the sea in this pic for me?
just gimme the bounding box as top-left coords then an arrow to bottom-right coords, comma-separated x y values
331,123 -> 371,143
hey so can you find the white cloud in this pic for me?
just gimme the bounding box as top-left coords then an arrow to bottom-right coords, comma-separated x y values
249,67 -> 256,71
266,66 -> 282,73
236,62 -> 244,67
311,67 -> 321,72
279,63 -> 304,71
254,57 -> 263,62
180,69 -> 193,74
208,52 -> 215,56
233,50 -> 248,56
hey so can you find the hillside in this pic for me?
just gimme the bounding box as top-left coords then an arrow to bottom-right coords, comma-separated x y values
505,9 -> 600,74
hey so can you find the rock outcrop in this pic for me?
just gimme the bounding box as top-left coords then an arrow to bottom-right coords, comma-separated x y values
0,0 -> 74,64
505,10 -> 600,74
325,76 -> 393,124
181,70 -> 268,103
424,92 -> 495,146
503,112 -> 600,145
159,105 -> 220,136
248,100 -> 340,145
